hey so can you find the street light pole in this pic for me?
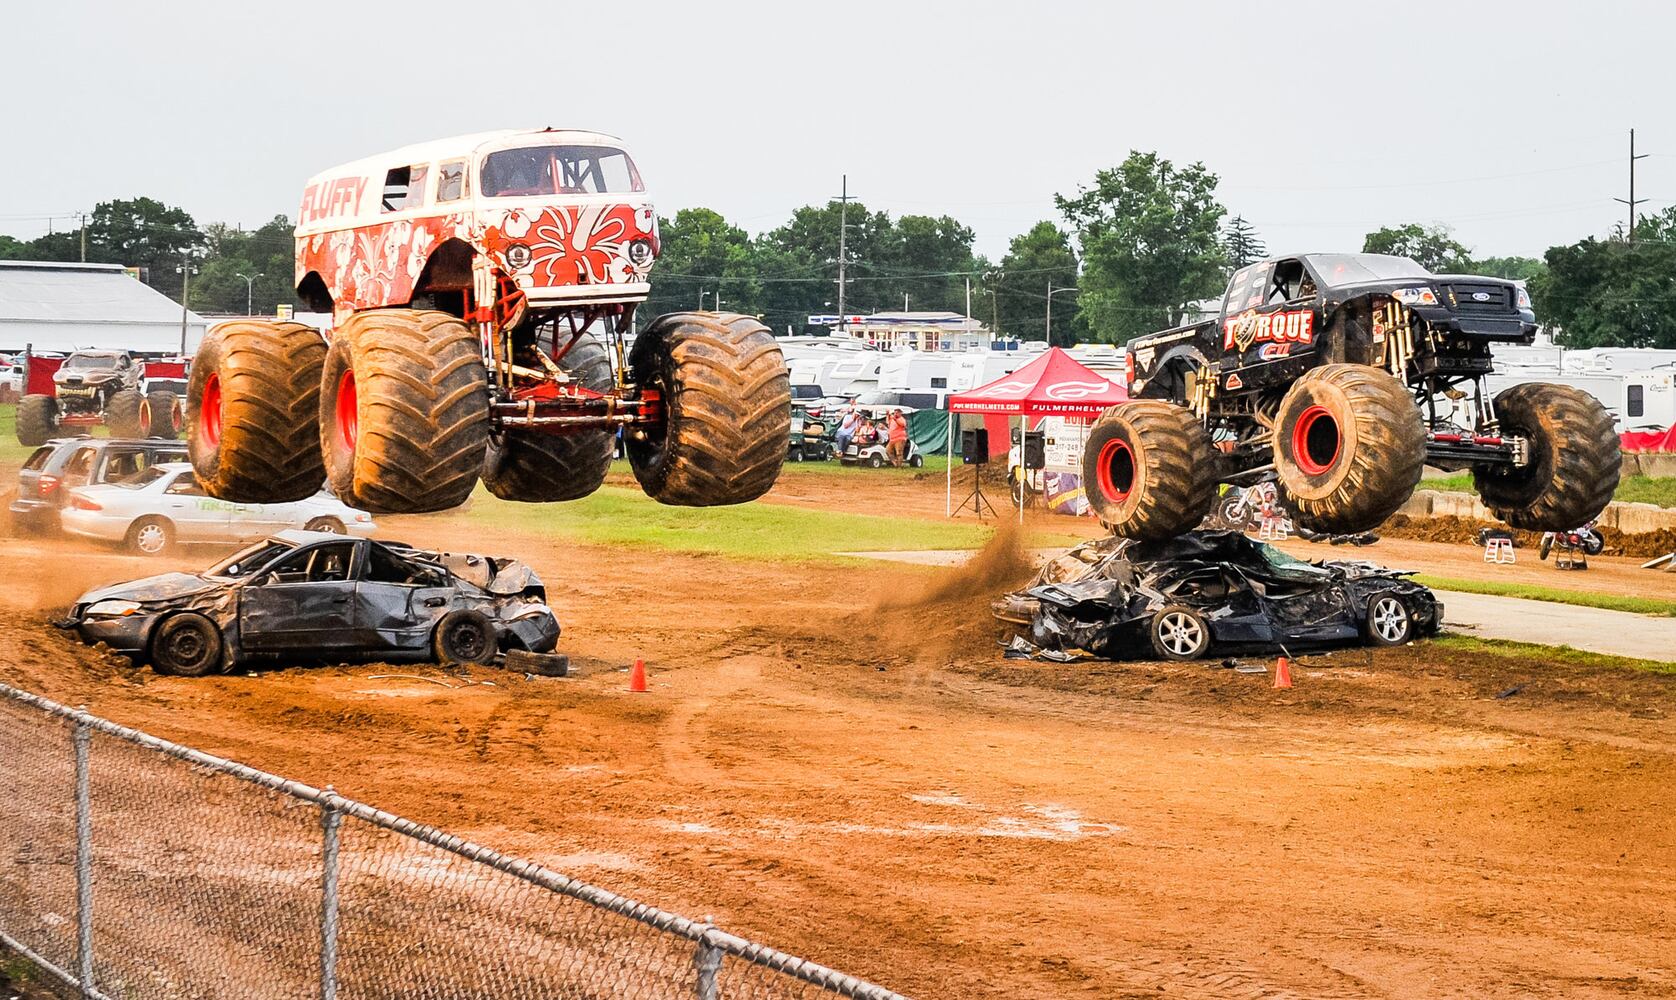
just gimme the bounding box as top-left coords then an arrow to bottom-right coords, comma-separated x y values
236,271 -> 263,316
698,289 -> 709,310
1046,283 -> 1079,347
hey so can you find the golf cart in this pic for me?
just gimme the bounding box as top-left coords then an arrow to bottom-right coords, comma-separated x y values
840,433 -> 923,469
789,406 -> 833,462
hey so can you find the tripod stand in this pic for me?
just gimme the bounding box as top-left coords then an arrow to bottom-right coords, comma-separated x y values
953,462 -> 998,519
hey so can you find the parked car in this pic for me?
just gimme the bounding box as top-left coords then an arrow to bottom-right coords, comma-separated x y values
61,463 -> 375,554
58,530 -> 562,676
9,436 -> 188,532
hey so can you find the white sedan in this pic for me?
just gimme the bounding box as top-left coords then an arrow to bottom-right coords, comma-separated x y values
62,463 -> 376,555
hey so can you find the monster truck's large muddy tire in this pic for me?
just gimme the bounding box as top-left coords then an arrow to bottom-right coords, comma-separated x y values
141,389 -> 183,439
189,321 -> 327,503
1274,364 -> 1424,534
1082,400 -> 1218,540
626,312 -> 790,506
15,394 -> 59,447
482,335 -> 615,502
1472,383 -> 1620,531
321,309 -> 489,514
106,389 -> 145,438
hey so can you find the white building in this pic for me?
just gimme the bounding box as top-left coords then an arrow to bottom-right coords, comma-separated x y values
0,261 -> 208,354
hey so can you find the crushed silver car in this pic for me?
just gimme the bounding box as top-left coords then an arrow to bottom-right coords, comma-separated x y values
58,530 -> 561,676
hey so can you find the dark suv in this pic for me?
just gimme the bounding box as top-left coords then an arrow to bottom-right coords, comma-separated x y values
10,437 -> 189,531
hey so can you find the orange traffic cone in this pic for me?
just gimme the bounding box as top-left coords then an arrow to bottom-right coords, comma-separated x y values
628,658 -> 648,693
1273,655 -> 1293,689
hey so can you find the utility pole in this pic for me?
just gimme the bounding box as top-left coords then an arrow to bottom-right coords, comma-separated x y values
836,175 -> 851,330
176,262 -> 198,355
236,271 -> 263,316
1615,128 -> 1649,242
76,212 -> 88,263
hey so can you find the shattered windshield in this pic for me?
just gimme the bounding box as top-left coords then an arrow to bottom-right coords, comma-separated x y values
1256,542 -> 1330,578
1303,254 -> 1431,287
64,354 -> 119,370
481,145 -> 644,197
207,539 -> 295,579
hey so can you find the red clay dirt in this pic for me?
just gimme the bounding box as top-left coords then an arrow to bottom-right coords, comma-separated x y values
1,468 -> 1674,998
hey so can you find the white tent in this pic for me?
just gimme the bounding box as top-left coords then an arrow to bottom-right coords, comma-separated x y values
0,261 -> 208,354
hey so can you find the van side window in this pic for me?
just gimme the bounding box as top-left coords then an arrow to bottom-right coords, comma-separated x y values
381,165 -> 430,212
62,447 -> 96,485
437,161 -> 469,201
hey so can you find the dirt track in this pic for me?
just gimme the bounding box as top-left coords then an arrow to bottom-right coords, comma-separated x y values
3,477 -> 1675,998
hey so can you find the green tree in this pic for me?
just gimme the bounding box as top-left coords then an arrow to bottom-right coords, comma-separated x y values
989,222 -> 1081,343
189,216 -> 298,315
879,214 -> 980,314
1056,151 -> 1227,342
760,200 -> 896,319
0,235 -> 32,260
1222,215 -> 1266,269
642,208 -> 762,320
1362,223 -> 1472,272
1532,208 -> 1676,348
1469,255 -> 1546,283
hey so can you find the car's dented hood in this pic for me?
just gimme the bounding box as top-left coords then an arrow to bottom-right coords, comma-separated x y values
78,572 -> 221,606
436,553 -> 543,596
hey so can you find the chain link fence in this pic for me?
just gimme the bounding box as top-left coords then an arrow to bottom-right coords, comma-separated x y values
0,683 -> 908,1000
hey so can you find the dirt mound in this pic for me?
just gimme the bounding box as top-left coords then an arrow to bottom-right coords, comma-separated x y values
1380,513 -> 1676,559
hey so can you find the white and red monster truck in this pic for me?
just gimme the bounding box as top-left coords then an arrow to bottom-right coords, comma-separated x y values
186,129 -> 789,513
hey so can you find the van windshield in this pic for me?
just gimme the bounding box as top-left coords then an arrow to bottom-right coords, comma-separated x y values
481,145 -> 644,197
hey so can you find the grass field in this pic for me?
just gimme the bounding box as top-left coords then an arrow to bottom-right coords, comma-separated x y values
1434,634 -> 1676,675
454,484 -> 1082,563
1426,471 -> 1676,509
1417,574 -> 1676,617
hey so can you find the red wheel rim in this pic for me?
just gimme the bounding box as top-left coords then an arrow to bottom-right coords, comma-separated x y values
1292,404 -> 1341,476
201,373 -> 223,448
139,399 -> 152,432
1095,438 -> 1136,502
336,370 -> 358,452
171,399 -> 185,432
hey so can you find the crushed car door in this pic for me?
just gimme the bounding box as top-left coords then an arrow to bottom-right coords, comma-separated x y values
1247,569 -> 1359,645
351,543 -> 456,652
237,541 -> 361,651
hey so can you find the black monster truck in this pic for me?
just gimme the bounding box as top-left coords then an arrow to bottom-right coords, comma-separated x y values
1085,253 -> 1620,539
16,350 -> 182,446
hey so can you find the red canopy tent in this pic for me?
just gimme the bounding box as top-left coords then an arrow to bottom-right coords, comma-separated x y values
1622,425 -> 1676,453
944,348 -> 1128,518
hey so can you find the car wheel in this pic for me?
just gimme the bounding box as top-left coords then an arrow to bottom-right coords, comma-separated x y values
1149,605 -> 1211,661
1365,593 -> 1414,647
151,613 -> 224,677
304,516 -> 345,534
126,517 -> 174,556
433,609 -> 497,666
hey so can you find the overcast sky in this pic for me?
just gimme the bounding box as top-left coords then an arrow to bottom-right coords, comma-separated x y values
6,0 -> 1673,264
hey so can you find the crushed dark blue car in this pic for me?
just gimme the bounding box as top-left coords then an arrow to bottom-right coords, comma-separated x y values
59,530 -> 561,676
994,531 -> 1441,661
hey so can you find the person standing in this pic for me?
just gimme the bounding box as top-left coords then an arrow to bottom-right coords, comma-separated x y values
885,408 -> 909,467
